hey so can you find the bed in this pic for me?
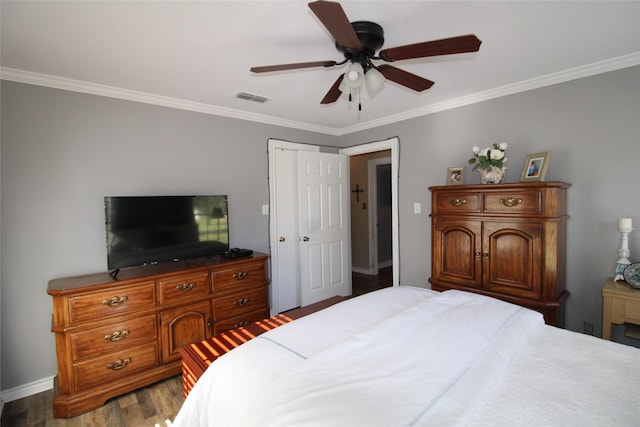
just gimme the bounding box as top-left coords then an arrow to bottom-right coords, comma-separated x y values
173,286 -> 640,426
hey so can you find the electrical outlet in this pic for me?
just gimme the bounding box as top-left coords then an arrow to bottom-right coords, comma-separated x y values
583,321 -> 594,335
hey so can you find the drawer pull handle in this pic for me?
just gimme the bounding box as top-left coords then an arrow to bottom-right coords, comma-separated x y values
482,252 -> 490,258
106,358 -> 131,371
104,330 -> 129,342
234,320 -> 250,328
234,297 -> 250,306
499,197 -> 523,207
233,271 -> 248,280
102,296 -> 128,307
475,251 -> 481,258
176,282 -> 197,291
449,198 -> 467,207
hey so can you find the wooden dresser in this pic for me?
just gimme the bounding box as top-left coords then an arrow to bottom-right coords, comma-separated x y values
429,182 -> 570,326
47,253 -> 269,418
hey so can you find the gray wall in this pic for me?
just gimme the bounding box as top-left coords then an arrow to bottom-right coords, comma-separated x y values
0,81 -> 339,391
345,65 -> 640,335
1,65 -> 639,395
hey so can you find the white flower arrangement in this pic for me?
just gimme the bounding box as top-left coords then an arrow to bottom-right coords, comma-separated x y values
468,142 -> 508,171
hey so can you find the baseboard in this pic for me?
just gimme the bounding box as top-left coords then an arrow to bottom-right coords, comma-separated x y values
0,376 -> 53,404
351,266 -> 371,275
352,261 -> 392,276
378,260 -> 392,269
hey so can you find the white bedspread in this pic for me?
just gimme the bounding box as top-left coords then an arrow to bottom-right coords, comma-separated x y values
173,286 -> 640,426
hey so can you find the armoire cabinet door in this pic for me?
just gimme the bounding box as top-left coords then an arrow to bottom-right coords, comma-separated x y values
432,218 -> 482,288
482,221 -> 543,299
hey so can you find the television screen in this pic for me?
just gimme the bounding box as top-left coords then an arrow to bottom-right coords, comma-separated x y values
104,195 -> 229,270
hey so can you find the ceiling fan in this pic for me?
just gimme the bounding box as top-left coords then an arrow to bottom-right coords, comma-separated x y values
250,0 -> 482,108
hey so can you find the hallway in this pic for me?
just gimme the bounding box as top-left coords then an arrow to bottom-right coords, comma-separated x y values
351,266 -> 393,297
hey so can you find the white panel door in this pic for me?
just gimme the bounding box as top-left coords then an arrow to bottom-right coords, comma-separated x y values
298,151 -> 351,305
273,148 -> 299,312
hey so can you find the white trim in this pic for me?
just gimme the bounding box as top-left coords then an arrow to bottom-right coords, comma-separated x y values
338,53 -> 640,135
3,52 -> 638,136
351,266 -> 371,275
0,68 -> 339,136
0,376 -> 53,404
341,137 -> 400,287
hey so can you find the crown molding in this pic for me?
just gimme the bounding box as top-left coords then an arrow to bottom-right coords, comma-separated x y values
338,52 -> 640,135
0,67 -> 340,136
2,52 -> 638,137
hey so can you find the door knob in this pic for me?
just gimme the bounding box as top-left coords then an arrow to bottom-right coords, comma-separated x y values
302,236 -> 310,242
279,236 -> 286,242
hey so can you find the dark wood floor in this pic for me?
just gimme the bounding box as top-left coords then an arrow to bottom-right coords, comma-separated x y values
352,266 -> 393,296
1,267 -> 393,426
0,374 -> 183,427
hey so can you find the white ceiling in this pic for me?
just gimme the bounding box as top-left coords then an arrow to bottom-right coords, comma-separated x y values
2,1 -> 639,135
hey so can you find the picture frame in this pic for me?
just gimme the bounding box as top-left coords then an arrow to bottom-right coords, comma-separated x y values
446,167 -> 465,185
520,152 -> 551,182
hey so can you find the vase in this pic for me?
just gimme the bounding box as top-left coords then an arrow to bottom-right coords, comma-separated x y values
479,165 -> 506,184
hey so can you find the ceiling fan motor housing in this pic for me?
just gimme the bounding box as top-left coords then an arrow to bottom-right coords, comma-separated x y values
336,21 -> 385,67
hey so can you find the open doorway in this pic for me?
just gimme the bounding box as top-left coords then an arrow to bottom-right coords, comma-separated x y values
348,152 -> 393,296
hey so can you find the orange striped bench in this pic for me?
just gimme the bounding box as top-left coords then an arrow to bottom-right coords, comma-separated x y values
179,296 -> 347,398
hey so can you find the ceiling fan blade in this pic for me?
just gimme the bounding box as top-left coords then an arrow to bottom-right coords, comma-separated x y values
379,34 -> 481,62
308,1 -> 362,50
377,65 -> 434,92
251,60 -> 337,73
320,74 -> 344,104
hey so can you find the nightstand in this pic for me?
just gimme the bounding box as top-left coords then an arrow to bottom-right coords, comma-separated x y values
601,277 -> 640,340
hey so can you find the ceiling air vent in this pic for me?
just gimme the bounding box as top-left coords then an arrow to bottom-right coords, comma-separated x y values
235,92 -> 269,103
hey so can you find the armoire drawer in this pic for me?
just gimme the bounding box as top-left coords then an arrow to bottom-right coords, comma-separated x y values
483,190 -> 542,215
70,314 -> 157,361
67,282 -> 156,324
432,192 -> 482,214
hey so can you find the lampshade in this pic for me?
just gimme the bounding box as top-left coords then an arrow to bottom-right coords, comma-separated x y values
341,63 -> 364,88
364,67 -> 386,98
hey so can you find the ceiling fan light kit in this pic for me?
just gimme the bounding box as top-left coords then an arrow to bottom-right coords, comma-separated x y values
342,63 -> 365,88
251,0 -> 481,108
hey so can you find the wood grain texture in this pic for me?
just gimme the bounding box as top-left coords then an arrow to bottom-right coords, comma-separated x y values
1,375 -> 182,427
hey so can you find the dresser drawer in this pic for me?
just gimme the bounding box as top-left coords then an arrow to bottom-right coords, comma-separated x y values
213,287 -> 268,321
213,308 -> 270,335
73,343 -> 159,392
70,314 -> 157,361
624,300 -> 640,322
211,261 -> 266,294
433,191 -> 482,214
483,190 -> 541,215
68,282 -> 156,324
158,272 -> 209,304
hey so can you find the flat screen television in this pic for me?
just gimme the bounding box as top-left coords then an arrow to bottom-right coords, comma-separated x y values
104,195 -> 229,270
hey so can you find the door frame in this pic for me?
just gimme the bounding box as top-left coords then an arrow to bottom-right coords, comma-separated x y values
341,137 -> 399,288
268,137 -> 400,314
